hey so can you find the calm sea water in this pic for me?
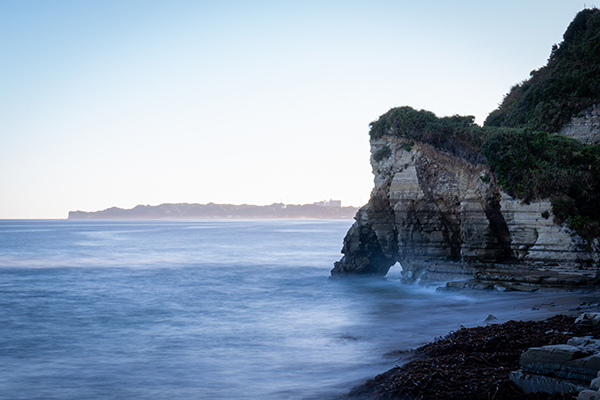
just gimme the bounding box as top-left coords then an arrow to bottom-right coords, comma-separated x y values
0,219 -> 573,400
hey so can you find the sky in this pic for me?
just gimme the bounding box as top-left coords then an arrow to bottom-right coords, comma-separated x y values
0,0 -> 591,219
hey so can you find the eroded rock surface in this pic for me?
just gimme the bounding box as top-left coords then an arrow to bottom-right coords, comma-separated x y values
332,135 -> 599,284
510,323 -> 600,397
559,103 -> 600,145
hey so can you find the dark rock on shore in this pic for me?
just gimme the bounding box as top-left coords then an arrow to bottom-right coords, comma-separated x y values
442,269 -> 599,292
343,315 -> 600,400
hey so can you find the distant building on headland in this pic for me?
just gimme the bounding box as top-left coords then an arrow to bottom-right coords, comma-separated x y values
313,199 -> 342,207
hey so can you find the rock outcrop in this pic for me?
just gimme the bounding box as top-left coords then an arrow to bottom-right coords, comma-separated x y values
510,314 -> 600,397
560,103 -> 600,145
331,134 -> 599,284
332,8 -> 600,286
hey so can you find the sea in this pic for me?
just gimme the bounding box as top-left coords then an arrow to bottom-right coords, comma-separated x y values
0,219 -> 580,400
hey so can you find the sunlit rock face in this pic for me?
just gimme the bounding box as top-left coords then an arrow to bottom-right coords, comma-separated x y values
331,135 -> 599,283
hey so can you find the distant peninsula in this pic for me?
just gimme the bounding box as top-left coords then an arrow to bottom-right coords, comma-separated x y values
68,201 -> 358,220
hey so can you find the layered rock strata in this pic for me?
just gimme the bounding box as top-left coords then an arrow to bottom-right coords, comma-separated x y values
511,314 -> 600,397
511,337 -> 600,395
331,135 -> 599,284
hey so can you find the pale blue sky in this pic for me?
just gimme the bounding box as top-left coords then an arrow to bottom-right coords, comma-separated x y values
0,0 -> 590,218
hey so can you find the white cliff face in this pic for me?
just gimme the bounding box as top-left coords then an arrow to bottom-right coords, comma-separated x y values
559,103 -> 600,145
332,135 -> 599,285
500,194 -> 583,266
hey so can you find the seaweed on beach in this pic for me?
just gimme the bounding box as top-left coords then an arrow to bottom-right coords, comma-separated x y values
347,315 -> 600,400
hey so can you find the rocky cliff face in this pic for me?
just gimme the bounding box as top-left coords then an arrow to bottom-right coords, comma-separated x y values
331,135 -> 599,285
559,103 -> 600,145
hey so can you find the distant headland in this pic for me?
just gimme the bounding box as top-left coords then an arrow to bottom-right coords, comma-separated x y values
68,201 -> 358,220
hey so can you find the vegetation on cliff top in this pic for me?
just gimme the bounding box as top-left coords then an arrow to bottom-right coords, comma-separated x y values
369,106 -> 486,164
485,7 -> 600,132
481,129 -> 600,237
368,8 -> 600,240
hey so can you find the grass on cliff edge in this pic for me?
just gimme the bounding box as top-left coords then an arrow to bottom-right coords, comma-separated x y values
368,106 -> 600,241
369,106 -> 486,164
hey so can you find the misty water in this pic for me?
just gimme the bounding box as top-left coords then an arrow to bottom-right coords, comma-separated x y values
0,219 -> 574,399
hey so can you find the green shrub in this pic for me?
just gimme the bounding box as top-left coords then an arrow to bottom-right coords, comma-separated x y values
373,145 -> 392,162
482,129 -> 600,238
484,8 -> 600,132
551,195 -> 578,222
369,107 -> 485,163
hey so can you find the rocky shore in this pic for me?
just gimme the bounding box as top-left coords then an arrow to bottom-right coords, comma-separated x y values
339,292 -> 600,400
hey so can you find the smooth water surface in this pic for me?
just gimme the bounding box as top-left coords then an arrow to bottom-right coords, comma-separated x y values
0,220 -> 571,399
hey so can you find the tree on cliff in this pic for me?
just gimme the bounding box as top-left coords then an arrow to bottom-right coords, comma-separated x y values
485,7 -> 600,133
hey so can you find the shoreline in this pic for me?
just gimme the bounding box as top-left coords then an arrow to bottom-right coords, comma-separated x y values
337,288 -> 600,400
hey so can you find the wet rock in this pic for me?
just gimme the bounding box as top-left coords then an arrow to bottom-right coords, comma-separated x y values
563,355 -> 600,381
579,389 -> 600,400
510,370 -> 587,394
520,344 -> 591,368
576,314 -> 600,328
484,314 -> 498,323
440,269 -> 597,292
509,315 -> 600,396
569,337 -> 600,352
519,345 -> 600,381
569,337 -> 597,347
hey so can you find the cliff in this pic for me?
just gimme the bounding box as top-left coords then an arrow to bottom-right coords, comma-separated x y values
331,9 -> 600,287
331,131 -> 599,286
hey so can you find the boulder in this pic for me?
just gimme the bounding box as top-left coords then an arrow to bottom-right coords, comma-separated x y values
521,344 -> 591,367
579,390 -> 600,400
512,324 -> 600,396
510,370 -> 588,394
519,343 -> 600,382
576,313 -> 600,328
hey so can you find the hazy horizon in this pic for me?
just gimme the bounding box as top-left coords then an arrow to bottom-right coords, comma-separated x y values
1,0 -> 589,219
0,200 -> 359,220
